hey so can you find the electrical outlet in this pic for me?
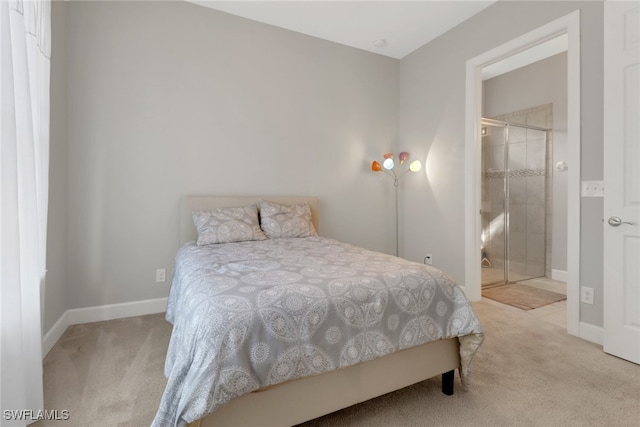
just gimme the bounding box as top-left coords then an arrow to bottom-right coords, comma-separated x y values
156,268 -> 167,283
424,254 -> 433,265
580,286 -> 594,305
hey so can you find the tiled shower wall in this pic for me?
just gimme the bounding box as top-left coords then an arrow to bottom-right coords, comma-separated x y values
481,104 -> 553,281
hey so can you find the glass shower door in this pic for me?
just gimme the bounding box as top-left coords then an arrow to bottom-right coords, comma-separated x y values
480,122 -> 507,287
506,124 -> 547,282
481,119 -> 548,287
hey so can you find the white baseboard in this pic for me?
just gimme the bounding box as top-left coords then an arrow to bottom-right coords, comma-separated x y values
42,297 -> 168,358
42,310 -> 70,357
66,297 -> 168,325
579,321 -> 604,346
551,269 -> 568,282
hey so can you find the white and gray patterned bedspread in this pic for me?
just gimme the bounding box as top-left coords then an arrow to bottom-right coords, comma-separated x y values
152,237 -> 484,426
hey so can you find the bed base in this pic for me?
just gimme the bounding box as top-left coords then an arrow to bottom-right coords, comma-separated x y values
188,337 -> 460,427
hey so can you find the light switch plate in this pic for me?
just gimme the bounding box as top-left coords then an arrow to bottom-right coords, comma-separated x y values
581,180 -> 604,197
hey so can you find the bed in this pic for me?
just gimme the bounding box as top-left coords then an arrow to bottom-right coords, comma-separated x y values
152,196 -> 484,427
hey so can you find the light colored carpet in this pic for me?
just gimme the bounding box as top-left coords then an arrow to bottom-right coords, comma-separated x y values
35,299 -> 640,427
482,283 -> 567,311
35,314 -> 170,427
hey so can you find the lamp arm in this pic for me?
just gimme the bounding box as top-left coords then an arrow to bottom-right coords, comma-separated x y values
380,169 -> 396,180
396,168 -> 412,180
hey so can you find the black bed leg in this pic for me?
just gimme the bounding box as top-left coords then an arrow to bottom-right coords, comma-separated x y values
441,370 -> 454,396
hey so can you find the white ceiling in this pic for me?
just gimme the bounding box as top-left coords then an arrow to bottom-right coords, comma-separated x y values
188,1 -> 497,59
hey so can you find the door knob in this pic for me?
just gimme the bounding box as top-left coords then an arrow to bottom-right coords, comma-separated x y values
608,216 -> 635,227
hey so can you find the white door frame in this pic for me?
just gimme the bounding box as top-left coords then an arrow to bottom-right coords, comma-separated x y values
464,11 -> 581,336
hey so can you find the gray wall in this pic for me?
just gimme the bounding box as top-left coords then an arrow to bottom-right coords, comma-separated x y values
483,52 -> 568,274
45,0 -> 607,334
44,0 -> 400,332
398,1 -> 604,326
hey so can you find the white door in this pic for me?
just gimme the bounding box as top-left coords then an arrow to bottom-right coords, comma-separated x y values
603,0 -> 640,365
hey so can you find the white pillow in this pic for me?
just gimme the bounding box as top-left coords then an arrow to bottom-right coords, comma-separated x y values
259,201 -> 318,239
192,204 -> 267,245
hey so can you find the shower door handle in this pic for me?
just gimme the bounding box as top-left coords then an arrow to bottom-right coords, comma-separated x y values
607,216 -> 635,227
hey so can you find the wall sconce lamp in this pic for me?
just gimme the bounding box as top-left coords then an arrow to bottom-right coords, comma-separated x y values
371,152 -> 422,256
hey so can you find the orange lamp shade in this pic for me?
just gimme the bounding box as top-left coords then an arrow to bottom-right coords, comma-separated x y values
371,160 -> 382,172
383,153 -> 393,159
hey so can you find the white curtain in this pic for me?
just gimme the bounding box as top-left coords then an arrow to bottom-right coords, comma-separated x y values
1,0 -> 51,424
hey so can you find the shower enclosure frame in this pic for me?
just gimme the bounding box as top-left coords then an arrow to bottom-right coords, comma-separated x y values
481,117 -> 549,286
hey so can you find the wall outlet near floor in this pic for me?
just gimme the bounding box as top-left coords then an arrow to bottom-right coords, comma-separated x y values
155,268 -> 167,283
424,254 -> 433,265
580,286 -> 594,305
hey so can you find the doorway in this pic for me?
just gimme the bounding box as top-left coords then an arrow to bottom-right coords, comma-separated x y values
464,11 -> 581,336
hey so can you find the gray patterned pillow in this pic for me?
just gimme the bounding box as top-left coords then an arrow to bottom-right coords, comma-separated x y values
192,205 -> 267,245
259,201 -> 318,239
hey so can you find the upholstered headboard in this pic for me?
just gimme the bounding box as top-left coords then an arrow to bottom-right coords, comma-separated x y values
180,195 -> 320,245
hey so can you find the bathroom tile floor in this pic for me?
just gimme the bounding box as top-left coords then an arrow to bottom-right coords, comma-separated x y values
482,297 -> 567,329
482,276 -> 567,329
522,277 -> 567,329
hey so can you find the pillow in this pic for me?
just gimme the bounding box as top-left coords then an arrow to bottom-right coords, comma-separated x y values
259,201 -> 318,239
192,204 -> 267,245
